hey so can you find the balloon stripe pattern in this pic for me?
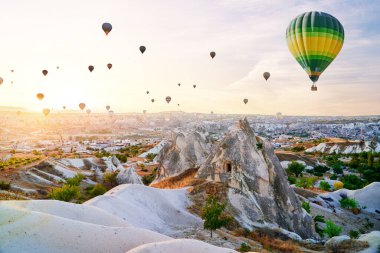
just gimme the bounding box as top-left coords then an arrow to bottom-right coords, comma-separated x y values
286,11 -> 344,83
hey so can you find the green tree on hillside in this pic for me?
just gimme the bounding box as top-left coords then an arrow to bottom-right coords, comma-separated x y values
202,196 -> 232,238
287,161 -> 305,177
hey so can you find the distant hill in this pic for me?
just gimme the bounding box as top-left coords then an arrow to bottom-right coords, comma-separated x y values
0,106 -> 25,112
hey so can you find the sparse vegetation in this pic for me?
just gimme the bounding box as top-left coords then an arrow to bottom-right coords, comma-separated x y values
287,176 -> 296,184
319,181 -> 331,191
142,168 -> 157,185
238,243 -> 251,252
65,174 -> 85,186
87,184 -> 108,198
49,184 -> 80,202
103,171 -> 119,188
146,153 -> 157,162
324,220 -> 342,238
0,180 -> 11,190
287,161 -> 305,177
339,197 -> 358,209
333,181 -> 344,190
291,146 -> 305,152
301,201 -> 311,213
0,156 -> 40,170
201,195 -> 232,238
295,177 -> 316,189
349,230 -> 360,239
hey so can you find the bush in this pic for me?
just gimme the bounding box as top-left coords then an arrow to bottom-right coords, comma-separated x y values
103,172 -> 118,188
65,174 -> 85,186
0,180 -> 11,190
256,143 -> 263,150
340,175 -> 364,190
324,220 -> 342,238
295,177 -> 316,189
291,146 -> 305,152
340,198 -> 358,209
301,201 -> 311,213
49,185 -> 80,202
238,243 -> 251,252
349,230 -> 360,239
333,181 -> 343,190
314,215 -> 325,223
89,184 -> 108,198
319,181 -> 331,191
287,161 -> 305,177
287,176 -> 296,184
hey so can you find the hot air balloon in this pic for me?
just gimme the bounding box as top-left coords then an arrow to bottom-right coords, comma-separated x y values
193,85 -> 196,88
243,98 -> 248,104
42,108 -> 50,116
0,77 -> 3,85
165,96 -> 171,104
143,110 -> 147,114
106,105 -> 110,111
263,72 -> 270,81
42,70 -> 48,76
86,109 -> 91,115
211,111 -> 214,114
210,51 -> 216,59
139,46 -> 146,54
146,91 -> 149,94
178,83 -> 181,87
177,104 -> 180,106
88,65 -> 94,72
11,70 -> 14,73
11,81 -> 13,84
151,99 -> 155,103
286,11 -> 344,89
36,93 -> 44,101
63,106 -> 66,110
107,63 -> 112,69
57,66 -> 59,69
102,23 -> 112,35
79,103 -> 86,111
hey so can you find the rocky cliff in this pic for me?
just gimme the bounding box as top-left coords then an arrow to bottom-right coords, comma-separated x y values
196,118 -> 315,239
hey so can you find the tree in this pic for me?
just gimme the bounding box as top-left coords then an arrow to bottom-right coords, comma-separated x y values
201,196 -> 232,238
368,152 -> 374,168
287,161 -> 305,177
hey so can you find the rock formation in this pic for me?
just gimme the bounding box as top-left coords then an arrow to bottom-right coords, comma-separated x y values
154,131 -> 212,182
196,118 -> 315,239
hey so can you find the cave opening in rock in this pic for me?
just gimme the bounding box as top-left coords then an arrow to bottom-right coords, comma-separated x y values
225,162 -> 232,172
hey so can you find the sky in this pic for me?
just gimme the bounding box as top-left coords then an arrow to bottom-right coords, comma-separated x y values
0,0 -> 379,116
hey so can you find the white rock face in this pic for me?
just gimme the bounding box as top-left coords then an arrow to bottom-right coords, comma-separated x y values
0,185 -> 235,253
116,166 -> 143,185
358,231 -> 380,253
196,118 -> 315,239
154,131 -> 212,182
306,142 -> 380,154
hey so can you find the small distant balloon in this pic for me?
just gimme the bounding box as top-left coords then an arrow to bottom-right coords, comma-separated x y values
107,63 -> 112,69
57,66 -> 59,69
263,72 -> 270,81
88,65 -> 94,72
243,98 -> 248,104
36,93 -> 44,101
42,108 -> 50,116
11,70 -> 14,73
63,106 -> 66,110
102,22 -> 112,35
165,96 -> 171,104
106,105 -> 110,111
11,81 -> 13,84
177,104 -> 180,106
211,111 -> 214,114
193,85 -> 196,88
210,51 -> 216,59
151,99 -> 155,103
86,109 -> 91,115
42,70 -> 48,76
143,110 -> 147,114
178,83 -> 181,87
79,103 -> 86,111
139,46 -> 146,54
0,77 -> 3,85
146,91 -> 149,94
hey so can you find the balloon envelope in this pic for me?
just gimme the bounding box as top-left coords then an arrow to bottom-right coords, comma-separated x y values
151,99 -> 155,103
0,77 -> 3,85
106,105 -> 110,111
286,11 -> 344,83
193,85 -> 196,88
165,96 -> 171,103
63,106 -> 66,110
36,93 -> 44,101
178,83 -> 181,87
102,23 -> 112,35
86,109 -> 91,114
263,72 -> 270,80
42,70 -> 48,76
139,46 -> 146,54
210,51 -> 216,59
243,98 -> 248,104
107,63 -> 112,69
79,103 -> 86,110
88,65 -> 94,72
146,91 -> 149,94
42,108 -> 50,116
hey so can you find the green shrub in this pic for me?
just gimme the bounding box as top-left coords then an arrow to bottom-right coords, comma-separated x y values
314,215 -> 325,223
256,143 -> 263,150
324,220 -> 342,238
103,172 -> 118,188
291,146 -> 305,152
65,174 -> 85,186
295,177 -> 315,189
301,201 -> 311,213
340,175 -> 364,190
89,184 -> 108,197
287,161 -> 305,177
238,242 -> 251,252
349,230 -> 360,239
339,198 -> 358,209
0,180 -> 11,190
49,185 -> 80,202
288,176 -> 296,184
319,181 -> 331,191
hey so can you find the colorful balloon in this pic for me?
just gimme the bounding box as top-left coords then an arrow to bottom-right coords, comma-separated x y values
0,77 -> 3,85
79,103 -> 86,110
42,108 -> 50,116
36,93 -> 44,101
286,11 -> 344,84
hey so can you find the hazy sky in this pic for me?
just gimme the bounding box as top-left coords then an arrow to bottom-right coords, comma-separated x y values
0,0 -> 379,115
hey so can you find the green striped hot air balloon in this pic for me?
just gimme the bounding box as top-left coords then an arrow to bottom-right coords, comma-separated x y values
286,11 -> 344,88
